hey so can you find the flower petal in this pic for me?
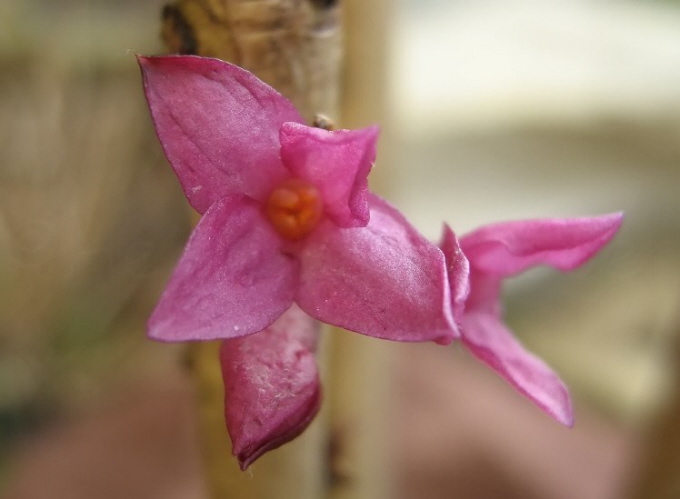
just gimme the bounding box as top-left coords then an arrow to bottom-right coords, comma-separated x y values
138,55 -> 304,213
464,269 -> 503,317
148,196 -> 297,341
460,213 -> 623,276
438,224 -> 470,323
220,305 -> 321,470
280,122 -> 378,228
296,195 -> 458,344
462,311 -> 573,426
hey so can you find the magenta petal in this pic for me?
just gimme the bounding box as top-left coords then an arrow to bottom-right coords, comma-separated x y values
460,213 -> 623,276
138,55 -> 304,213
148,196 -> 297,341
296,195 -> 458,344
438,224 -> 470,323
464,269 -> 504,317
462,312 -> 574,426
220,306 -> 321,470
280,122 -> 379,228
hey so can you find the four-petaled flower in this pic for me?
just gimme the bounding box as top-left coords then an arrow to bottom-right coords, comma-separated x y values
138,54 -> 623,469
440,214 -> 623,426
138,55 -> 459,468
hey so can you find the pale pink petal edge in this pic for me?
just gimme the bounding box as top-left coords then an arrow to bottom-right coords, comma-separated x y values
438,224 -> 471,323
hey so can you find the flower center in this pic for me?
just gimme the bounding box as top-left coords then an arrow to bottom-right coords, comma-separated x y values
265,178 -> 323,240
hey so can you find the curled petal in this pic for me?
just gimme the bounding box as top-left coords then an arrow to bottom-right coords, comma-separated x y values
280,122 -> 378,228
460,213 -> 623,276
462,312 -> 573,426
138,55 -> 303,213
148,196 -> 297,342
220,306 -> 321,470
297,195 -> 458,344
438,224 -> 470,323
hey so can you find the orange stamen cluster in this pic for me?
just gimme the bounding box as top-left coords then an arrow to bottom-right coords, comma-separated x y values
265,178 -> 323,240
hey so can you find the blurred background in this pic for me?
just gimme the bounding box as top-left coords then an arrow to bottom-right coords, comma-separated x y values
2,0 -> 680,498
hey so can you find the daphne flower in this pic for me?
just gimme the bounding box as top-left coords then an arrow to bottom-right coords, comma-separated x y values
440,214 -> 623,426
138,55 -> 459,468
139,54 -> 456,345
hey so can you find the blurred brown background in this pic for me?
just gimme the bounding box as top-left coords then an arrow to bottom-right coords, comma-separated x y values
2,0 -> 680,498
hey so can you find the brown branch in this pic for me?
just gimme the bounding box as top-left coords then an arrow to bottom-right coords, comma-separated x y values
160,1 -> 342,498
327,1 -> 393,498
161,0 -> 341,121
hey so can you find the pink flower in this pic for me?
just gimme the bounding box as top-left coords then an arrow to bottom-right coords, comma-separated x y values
138,55 -> 459,468
440,214 -> 623,426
